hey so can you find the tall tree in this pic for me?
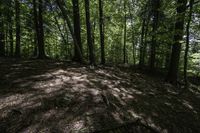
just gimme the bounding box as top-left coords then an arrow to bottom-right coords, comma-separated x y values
33,0 -> 39,56
99,0 -> 105,64
139,18 -> 146,67
37,0 -> 46,58
149,0 -> 160,71
139,1 -> 150,68
72,0 -> 82,62
184,0 -> 194,87
8,0 -> 14,57
56,0 -> 83,62
128,2 -> 136,65
166,0 -> 188,83
123,0 -> 127,64
85,0 -> 95,65
33,0 -> 46,58
15,0 -> 21,57
0,9 -> 5,57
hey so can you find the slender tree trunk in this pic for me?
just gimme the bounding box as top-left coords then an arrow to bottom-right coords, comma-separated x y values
7,0 -> 14,57
166,0 -> 187,84
56,0 -> 83,62
5,28 -> 8,56
139,18 -> 146,67
72,0 -> 82,62
37,0 -> 46,58
149,0 -> 160,71
123,1 -> 127,64
139,0 -> 151,68
143,17 -> 150,65
165,44 -> 172,69
33,33 -> 38,56
15,0 -> 21,58
184,0 -> 194,87
128,4 -> 136,65
85,0 -> 95,65
9,23 -> 13,57
99,0 -> 105,64
33,0 -> 39,57
92,18 -> 96,48
0,23 -> 5,57
0,6 -> 5,57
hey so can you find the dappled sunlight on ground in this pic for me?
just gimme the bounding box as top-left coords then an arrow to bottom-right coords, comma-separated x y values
0,59 -> 200,133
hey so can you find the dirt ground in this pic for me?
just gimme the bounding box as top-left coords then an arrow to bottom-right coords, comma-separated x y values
0,58 -> 200,133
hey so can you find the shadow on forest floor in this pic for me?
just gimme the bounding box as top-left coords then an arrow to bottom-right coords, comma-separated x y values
0,58 -> 200,133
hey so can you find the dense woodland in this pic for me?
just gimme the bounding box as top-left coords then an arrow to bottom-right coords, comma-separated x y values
0,0 -> 200,132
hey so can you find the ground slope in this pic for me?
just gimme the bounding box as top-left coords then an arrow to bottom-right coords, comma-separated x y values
0,59 -> 199,133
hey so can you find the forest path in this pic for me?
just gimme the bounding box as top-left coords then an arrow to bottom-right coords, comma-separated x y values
0,59 -> 199,133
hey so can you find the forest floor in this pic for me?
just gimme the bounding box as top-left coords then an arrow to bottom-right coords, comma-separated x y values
0,58 -> 200,133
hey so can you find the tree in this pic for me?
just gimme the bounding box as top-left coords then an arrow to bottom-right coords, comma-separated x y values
56,0 -> 83,62
72,0 -> 82,62
15,0 -> 21,57
184,0 -> 195,87
123,0 -> 127,64
166,0 -> 188,83
139,0 -> 150,68
8,0 -> 14,57
84,0 -> 95,65
149,0 -> 160,71
0,10 -> 5,57
37,0 -> 46,58
33,0 -> 47,59
99,0 -> 105,64
139,18 -> 146,67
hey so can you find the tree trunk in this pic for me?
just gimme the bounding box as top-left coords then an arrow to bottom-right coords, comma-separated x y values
56,0 -> 83,62
165,44 -> 172,69
33,0 -> 39,57
149,0 -> 160,71
37,0 -> 46,58
123,1 -> 127,64
166,0 -> 187,84
8,0 -> 14,57
9,23 -> 13,57
128,3 -> 136,65
139,18 -> 146,67
15,0 -> 21,58
99,0 -> 105,64
139,0 -> 150,68
72,0 -> 82,62
85,0 -> 95,65
0,22 -> 5,57
184,0 -> 194,87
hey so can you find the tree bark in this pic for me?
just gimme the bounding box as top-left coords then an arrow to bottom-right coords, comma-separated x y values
15,0 -> 21,58
8,0 -> 14,57
33,0 -> 39,57
128,3 -> 136,65
37,0 -> 46,58
166,0 -> 187,84
85,0 -> 95,65
149,0 -> 160,71
99,0 -> 105,64
139,18 -> 146,67
184,0 -> 194,87
56,0 -> 83,62
123,1 -> 127,64
0,21 -> 5,57
72,0 -> 82,62
139,0 -> 150,68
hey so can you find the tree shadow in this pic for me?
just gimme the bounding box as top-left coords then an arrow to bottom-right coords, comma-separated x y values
0,58 -> 199,133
